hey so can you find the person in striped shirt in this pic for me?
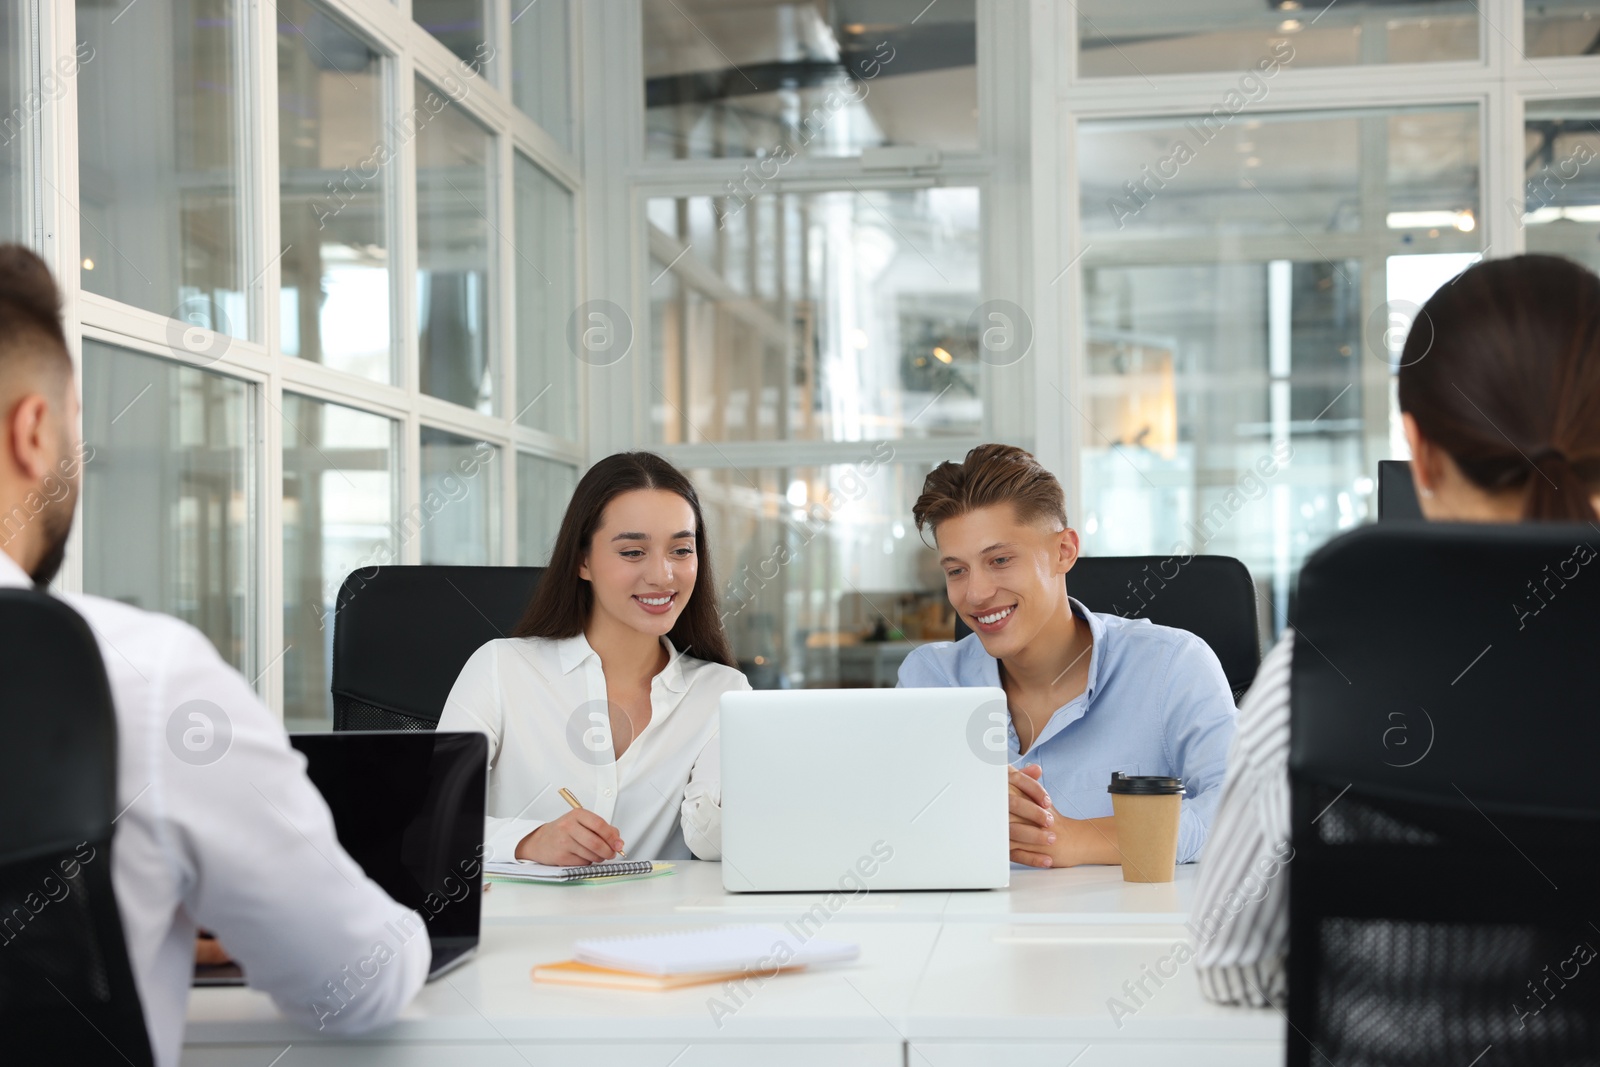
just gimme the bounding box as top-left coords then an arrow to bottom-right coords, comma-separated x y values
1193,254 -> 1600,1006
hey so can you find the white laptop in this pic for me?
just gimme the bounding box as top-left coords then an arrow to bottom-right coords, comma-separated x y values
719,687 -> 1011,892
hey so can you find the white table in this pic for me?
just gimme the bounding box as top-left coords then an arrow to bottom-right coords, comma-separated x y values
182,863 -> 1282,1066
479,861 -> 1200,927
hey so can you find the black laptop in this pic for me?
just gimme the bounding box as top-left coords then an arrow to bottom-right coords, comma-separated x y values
194,730 -> 486,985
1377,459 -> 1425,521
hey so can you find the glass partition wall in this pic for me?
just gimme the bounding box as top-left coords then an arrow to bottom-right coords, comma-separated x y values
50,0 -> 582,729
15,0 -> 1600,711
1049,0 -> 1592,644
640,0 -> 997,687
1075,106 -> 1482,631
640,0 -> 1600,677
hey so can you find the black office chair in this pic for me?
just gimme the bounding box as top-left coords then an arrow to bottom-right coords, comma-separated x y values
331,565 -> 544,730
1288,523 -> 1600,1066
952,555 -> 1261,696
0,590 -> 154,1065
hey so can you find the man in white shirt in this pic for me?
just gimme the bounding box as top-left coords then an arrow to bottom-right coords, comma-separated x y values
0,245 -> 429,1065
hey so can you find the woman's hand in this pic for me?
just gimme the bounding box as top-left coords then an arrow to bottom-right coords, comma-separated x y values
1008,764 -> 1059,866
516,809 -> 625,865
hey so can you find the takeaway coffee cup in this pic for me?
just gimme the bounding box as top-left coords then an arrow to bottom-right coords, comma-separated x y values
1107,772 -> 1184,883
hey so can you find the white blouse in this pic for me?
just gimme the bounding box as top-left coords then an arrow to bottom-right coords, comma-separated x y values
438,632 -> 750,862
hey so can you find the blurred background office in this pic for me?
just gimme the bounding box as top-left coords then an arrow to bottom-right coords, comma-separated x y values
11,0 -> 1600,727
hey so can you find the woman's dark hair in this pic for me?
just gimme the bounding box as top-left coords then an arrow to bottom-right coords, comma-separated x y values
511,452 -> 735,667
1398,254 -> 1600,521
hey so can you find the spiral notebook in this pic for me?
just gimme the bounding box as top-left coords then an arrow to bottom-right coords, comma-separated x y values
485,859 -> 666,883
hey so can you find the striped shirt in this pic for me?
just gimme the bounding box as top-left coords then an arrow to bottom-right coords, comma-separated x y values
1192,631 -> 1294,1006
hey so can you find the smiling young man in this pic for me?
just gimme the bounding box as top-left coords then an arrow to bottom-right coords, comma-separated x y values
897,444 -> 1237,869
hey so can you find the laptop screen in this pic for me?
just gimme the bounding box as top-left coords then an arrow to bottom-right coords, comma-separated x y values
289,731 -> 486,944
1377,460 -> 1425,522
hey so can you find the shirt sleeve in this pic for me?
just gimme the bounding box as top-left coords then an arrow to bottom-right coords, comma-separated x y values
1193,632 -> 1294,1007
438,642 -> 543,862
680,670 -> 751,860
158,625 -> 430,1033
1159,633 -> 1240,864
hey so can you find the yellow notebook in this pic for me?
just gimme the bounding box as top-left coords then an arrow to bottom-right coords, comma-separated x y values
532,959 -> 804,991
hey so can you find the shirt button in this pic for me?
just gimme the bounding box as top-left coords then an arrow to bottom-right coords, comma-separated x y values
604,788 -> 613,797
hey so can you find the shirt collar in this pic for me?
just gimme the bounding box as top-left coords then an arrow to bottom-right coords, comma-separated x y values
1074,596 -> 1108,702
0,550 -> 33,590
657,636 -> 688,693
1024,596 -> 1107,749
959,597 -> 1104,691
959,596 -> 1107,754
554,630 -> 687,693
554,632 -> 597,675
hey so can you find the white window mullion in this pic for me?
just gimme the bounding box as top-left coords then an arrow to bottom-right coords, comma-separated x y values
497,125 -> 518,563
980,0 -> 1033,453
1488,88 -> 1523,260
580,0 -> 642,462
250,0 -> 286,712
395,55 -> 422,565
1493,0 -> 1525,261
1031,0 -> 1078,520
42,0 -> 84,596
491,0 -> 511,98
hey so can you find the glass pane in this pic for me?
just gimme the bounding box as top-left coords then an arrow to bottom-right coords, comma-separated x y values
514,153 -> 576,438
77,0 -> 245,337
1076,1 -> 1477,77
517,452 -> 576,566
413,0 -> 491,76
419,428 -> 500,565
691,458 -> 946,689
416,76 -> 495,413
282,394 -> 397,730
1075,107 -> 1481,638
81,340 -> 253,671
1527,2 -> 1600,56
643,0 -> 976,160
511,0 -> 571,148
649,187 -> 982,443
278,1 -> 391,382
1522,99 -> 1600,275
0,6 -> 29,243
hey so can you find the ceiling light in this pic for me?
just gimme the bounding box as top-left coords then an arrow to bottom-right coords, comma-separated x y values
933,346 -> 953,364
1279,18 -> 1302,31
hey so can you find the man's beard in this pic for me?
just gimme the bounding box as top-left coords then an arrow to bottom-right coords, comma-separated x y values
30,487 -> 75,588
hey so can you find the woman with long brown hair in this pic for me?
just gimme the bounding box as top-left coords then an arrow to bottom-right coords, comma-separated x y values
1195,253 -> 1600,1006
440,452 -> 748,864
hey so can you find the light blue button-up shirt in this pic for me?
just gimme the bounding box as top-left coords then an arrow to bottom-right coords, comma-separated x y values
897,598 -> 1238,863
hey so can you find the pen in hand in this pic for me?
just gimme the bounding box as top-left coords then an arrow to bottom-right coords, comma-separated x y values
558,786 -> 627,859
